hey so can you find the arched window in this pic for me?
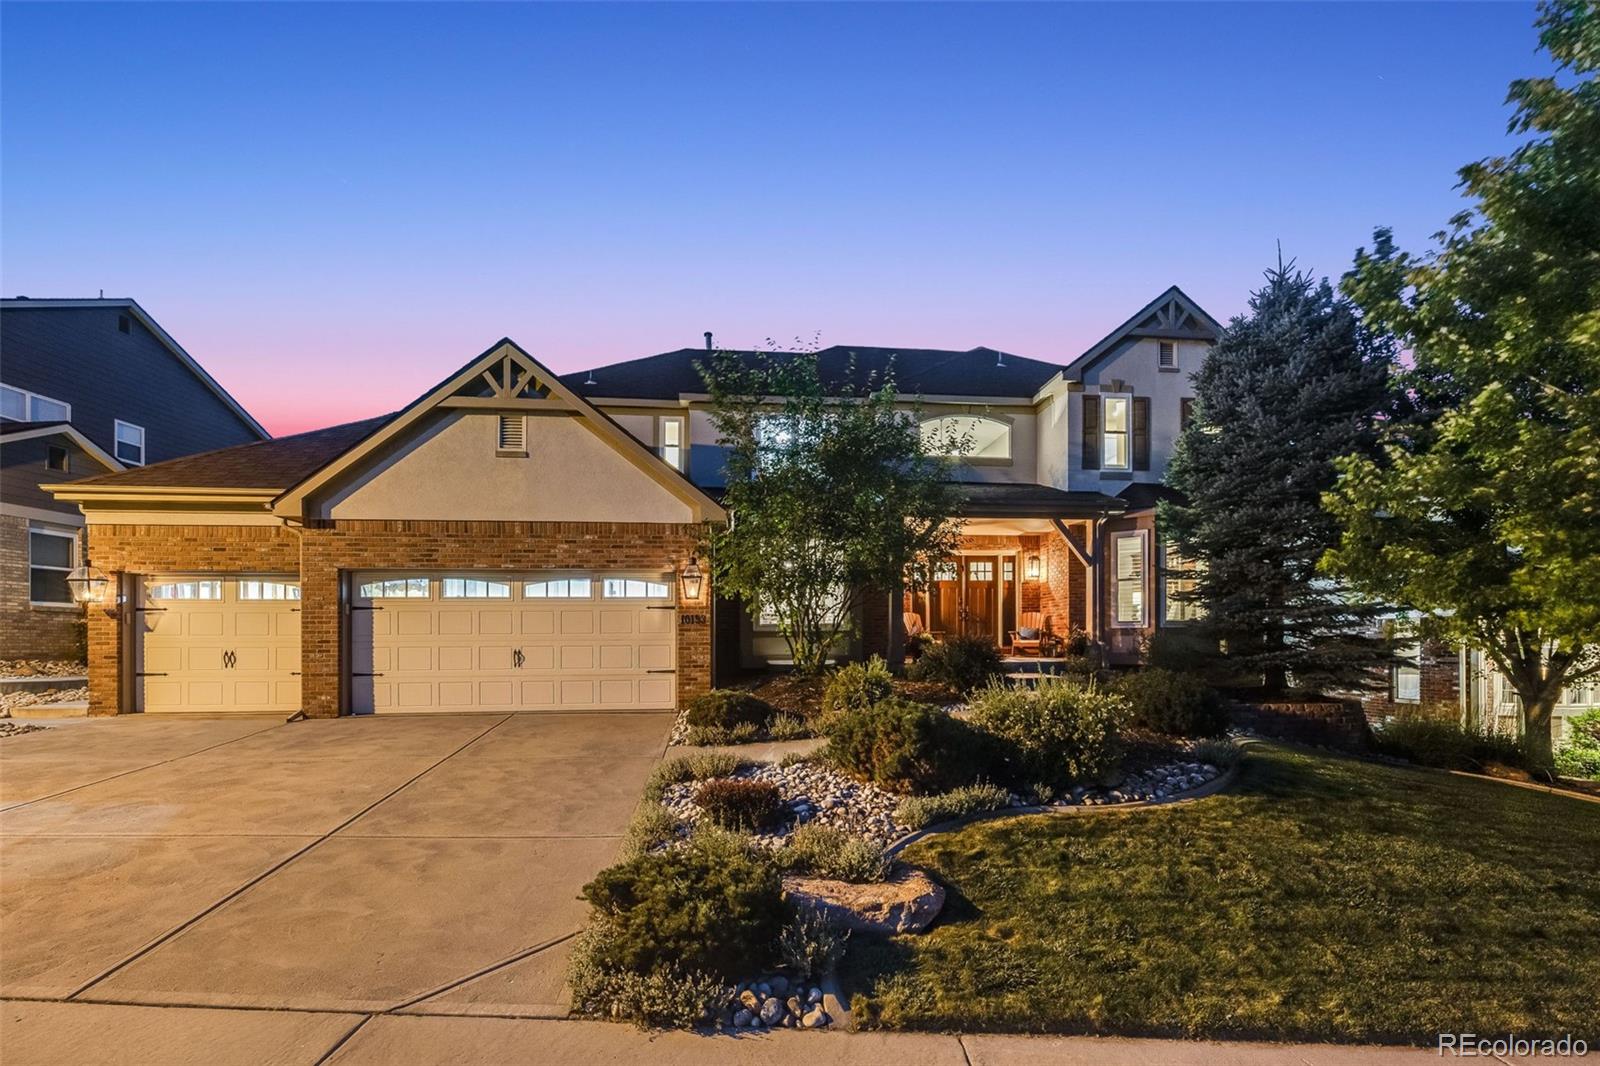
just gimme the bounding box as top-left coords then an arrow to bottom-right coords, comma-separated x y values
920,415 -> 1011,461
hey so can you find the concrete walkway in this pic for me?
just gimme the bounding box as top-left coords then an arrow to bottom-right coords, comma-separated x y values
0,1002 -> 1458,1065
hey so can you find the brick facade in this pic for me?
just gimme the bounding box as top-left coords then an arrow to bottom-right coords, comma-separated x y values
83,520 -> 711,718
1360,639 -> 1461,724
0,514 -> 86,661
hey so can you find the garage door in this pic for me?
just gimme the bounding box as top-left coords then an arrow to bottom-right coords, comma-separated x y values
137,575 -> 302,714
349,572 -> 677,714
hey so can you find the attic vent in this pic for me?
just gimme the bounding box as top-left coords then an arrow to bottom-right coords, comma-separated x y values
1158,340 -> 1177,369
497,414 -> 527,456
118,315 -> 131,334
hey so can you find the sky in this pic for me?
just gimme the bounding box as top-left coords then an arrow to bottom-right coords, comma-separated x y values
1,2 -> 1548,436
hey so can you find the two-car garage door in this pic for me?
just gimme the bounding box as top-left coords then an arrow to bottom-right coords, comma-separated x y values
349,572 -> 677,714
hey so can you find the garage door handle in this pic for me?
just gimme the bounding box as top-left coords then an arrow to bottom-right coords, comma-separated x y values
513,649 -> 525,669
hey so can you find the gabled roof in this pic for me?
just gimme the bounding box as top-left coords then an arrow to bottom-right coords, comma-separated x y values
955,482 -> 1127,518
1,297 -> 268,439
1,420 -> 123,473
1062,286 -> 1223,381
561,345 -> 1062,402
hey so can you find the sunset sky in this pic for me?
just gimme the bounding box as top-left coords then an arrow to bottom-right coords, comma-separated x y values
2,2 -> 1545,436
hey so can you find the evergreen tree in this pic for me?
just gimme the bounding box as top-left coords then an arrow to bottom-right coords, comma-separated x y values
1161,264 -> 1393,693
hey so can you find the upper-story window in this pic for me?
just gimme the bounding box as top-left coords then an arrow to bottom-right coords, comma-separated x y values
114,420 -> 145,465
1,383 -> 71,423
919,415 -> 1011,462
1101,396 -> 1132,470
1158,340 -> 1178,370
658,415 -> 686,471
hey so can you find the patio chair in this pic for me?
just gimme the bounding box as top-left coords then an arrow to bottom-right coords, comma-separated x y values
903,611 -> 926,641
1009,611 -> 1050,655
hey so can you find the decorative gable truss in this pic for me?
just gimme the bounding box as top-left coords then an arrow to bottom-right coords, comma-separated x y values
1063,285 -> 1223,383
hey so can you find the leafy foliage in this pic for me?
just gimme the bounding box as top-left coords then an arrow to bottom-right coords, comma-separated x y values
694,778 -> 784,831
1191,737 -> 1244,769
966,678 -> 1127,788
701,345 -> 965,673
1115,668 -> 1230,737
683,722 -> 762,747
906,635 -> 1005,693
579,832 -> 786,980
1324,2 -> 1600,766
685,689 -> 775,730
824,698 -> 997,794
778,911 -> 849,981
1161,264 -> 1393,693
1370,718 -> 1531,773
1555,709 -> 1600,781
822,656 -> 896,718
780,823 -> 892,883
643,752 -> 744,802
893,783 -> 1014,829
568,922 -> 731,1029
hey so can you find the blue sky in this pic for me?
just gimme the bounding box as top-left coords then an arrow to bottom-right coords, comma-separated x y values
1,2 -> 1546,433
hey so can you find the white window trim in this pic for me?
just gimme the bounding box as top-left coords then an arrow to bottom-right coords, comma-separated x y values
657,415 -> 687,472
2,382 -> 72,423
114,419 -> 146,466
1101,394 -> 1133,472
1110,530 -> 1148,628
918,414 -> 1014,464
1392,643 -> 1423,703
1158,339 -> 1179,370
28,525 -> 78,607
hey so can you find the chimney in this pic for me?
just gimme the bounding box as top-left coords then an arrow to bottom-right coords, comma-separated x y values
704,331 -> 714,351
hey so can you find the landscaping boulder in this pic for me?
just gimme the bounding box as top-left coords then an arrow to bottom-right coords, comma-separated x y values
783,866 -> 945,934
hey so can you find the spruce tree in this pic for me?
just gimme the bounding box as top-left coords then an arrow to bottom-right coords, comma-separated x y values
1161,264 -> 1392,693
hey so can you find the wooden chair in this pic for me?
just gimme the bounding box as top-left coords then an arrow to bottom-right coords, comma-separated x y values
1009,611 -> 1049,655
903,611 -> 926,642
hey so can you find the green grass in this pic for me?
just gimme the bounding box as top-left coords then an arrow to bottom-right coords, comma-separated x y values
845,743 -> 1600,1044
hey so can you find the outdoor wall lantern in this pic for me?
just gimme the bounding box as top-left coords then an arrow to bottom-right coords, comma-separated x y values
66,564 -> 116,615
1026,555 -> 1042,582
680,555 -> 704,603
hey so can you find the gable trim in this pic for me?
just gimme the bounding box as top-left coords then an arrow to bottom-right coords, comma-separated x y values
1062,286 -> 1223,382
5,423 -> 125,473
272,339 -> 727,523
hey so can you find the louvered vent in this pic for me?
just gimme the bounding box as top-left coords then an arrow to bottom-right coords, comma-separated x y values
498,414 -> 527,454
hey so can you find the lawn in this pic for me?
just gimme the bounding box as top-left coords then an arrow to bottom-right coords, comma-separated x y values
844,743 -> 1600,1044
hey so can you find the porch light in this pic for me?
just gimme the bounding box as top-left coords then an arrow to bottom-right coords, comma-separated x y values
1026,555 -> 1041,581
680,556 -> 704,603
66,565 -> 111,607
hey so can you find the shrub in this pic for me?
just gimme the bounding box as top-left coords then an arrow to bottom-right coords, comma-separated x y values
685,689 -> 775,730
620,801 -> 681,858
824,698 -> 998,794
1191,737 -> 1244,769
822,656 -> 896,717
778,750 -> 817,768
643,752 -> 743,801
777,910 -> 848,980
580,832 -> 786,979
906,635 -> 1004,693
1554,708 -> 1600,781
1371,718 -> 1531,772
568,921 -> 731,1029
683,722 -> 762,747
893,783 -> 1014,829
694,778 -> 784,831
780,823 -> 891,883
1116,668 -> 1229,737
967,678 -> 1126,788
767,713 -> 813,741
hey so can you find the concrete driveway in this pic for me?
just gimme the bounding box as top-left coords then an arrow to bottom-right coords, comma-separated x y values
0,712 -> 672,1017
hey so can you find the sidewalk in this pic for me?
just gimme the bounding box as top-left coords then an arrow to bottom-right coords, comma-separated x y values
2,1000 -> 1458,1066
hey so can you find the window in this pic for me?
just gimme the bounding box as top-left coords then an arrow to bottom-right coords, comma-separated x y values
114,420 -> 145,465
919,415 -> 1012,461
28,527 -> 76,605
1180,398 -> 1195,432
238,580 -> 301,600
442,577 -> 511,598
497,414 -> 526,456
1,383 -> 71,423
1112,532 -> 1146,626
47,446 -> 69,472
1392,642 -> 1422,702
147,579 -> 222,601
658,416 -> 685,471
1158,340 -> 1178,369
118,314 -> 132,334
757,584 -> 848,629
967,559 -> 994,581
1102,396 -> 1131,470
603,577 -> 671,599
358,577 -> 430,598
1162,542 -> 1203,623
524,577 -> 593,599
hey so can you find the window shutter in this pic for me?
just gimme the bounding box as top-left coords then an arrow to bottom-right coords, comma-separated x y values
1132,397 -> 1150,470
1081,395 -> 1101,470
497,414 -> 526,453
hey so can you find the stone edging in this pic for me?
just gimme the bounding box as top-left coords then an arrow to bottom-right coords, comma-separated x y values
883,757 -> 1244,859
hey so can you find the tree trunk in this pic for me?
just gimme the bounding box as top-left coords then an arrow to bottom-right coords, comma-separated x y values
1521,692 -> 1557,772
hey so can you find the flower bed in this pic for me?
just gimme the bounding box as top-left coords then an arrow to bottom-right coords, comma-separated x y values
660,760 -> 910,847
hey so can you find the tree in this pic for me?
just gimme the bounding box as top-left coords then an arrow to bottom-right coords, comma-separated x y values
1161,263 -> 1393,693
1324,0 -> 1600,767
701,346 -> 966,673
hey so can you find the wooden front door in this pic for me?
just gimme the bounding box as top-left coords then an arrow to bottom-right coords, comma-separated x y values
963,557 -> 998,641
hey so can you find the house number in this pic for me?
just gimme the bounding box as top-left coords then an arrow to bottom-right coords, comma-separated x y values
680,613 -> 708,625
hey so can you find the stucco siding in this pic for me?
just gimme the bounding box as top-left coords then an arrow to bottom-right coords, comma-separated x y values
1068,337 -> 1201,491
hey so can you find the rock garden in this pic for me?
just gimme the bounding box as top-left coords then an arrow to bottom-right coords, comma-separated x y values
569,644 -> 1242,1032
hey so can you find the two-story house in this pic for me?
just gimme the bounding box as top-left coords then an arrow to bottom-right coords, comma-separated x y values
45,286 -> 1217,717
1,298 -> 266,660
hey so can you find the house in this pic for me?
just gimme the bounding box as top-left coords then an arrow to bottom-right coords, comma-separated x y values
45,287 -> 1219,717
1,298 -> 266,660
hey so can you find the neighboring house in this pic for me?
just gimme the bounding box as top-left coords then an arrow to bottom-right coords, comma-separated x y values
46,286 -> 1218,718
1,298 -> 266,660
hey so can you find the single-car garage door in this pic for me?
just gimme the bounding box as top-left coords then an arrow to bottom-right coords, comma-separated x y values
137,575 -> 302,714
349,572 -> 676,713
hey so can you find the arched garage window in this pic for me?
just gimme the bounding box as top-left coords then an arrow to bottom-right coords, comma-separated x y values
919,415 -> 1011,461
